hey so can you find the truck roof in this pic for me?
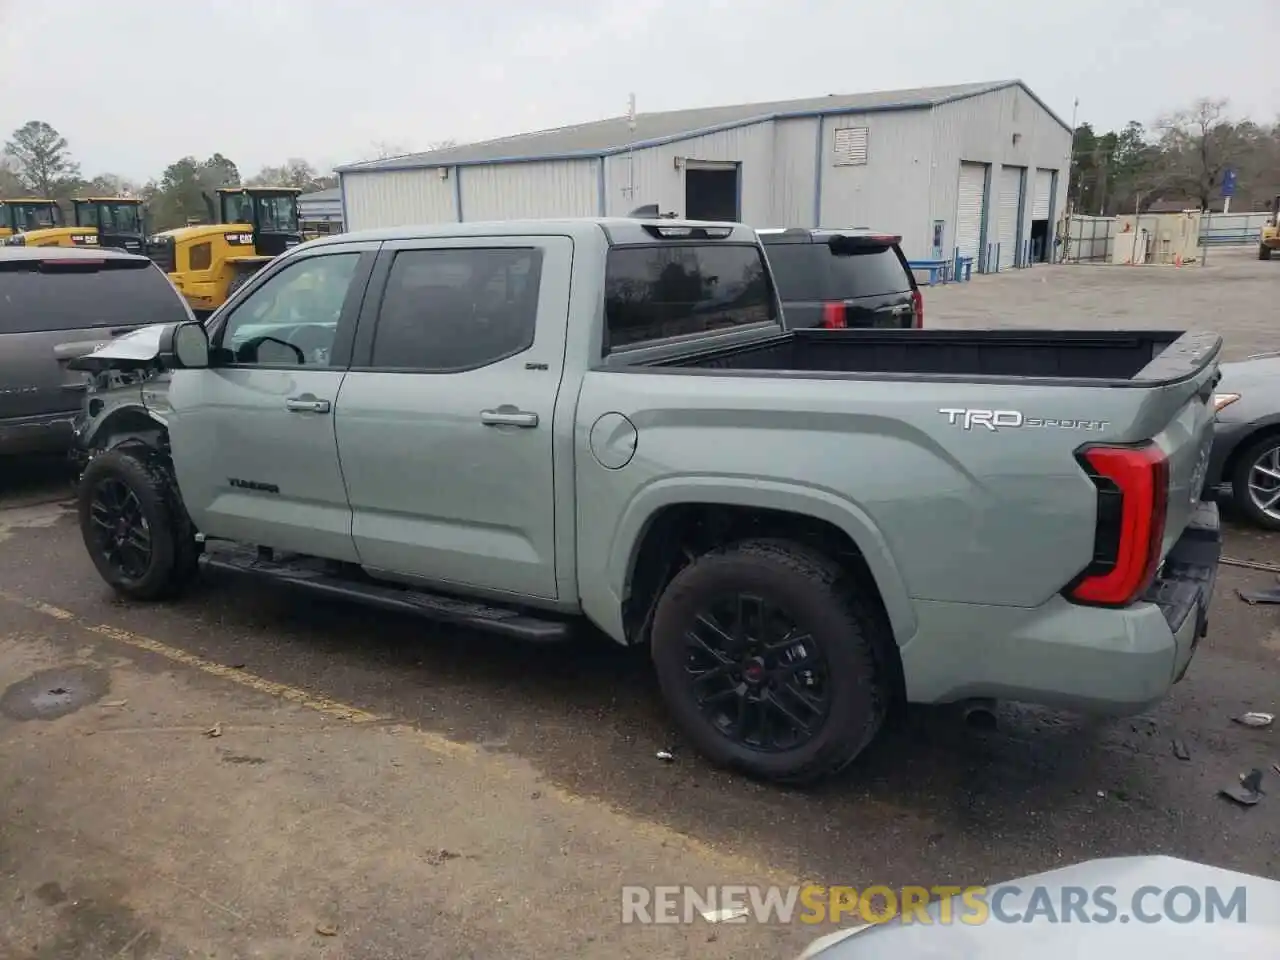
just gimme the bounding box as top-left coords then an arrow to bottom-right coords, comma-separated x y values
304,217 -> 760,249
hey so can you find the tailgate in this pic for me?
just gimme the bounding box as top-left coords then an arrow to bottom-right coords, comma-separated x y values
1129,332 -> 1222,559
1153,377 -> 1217,561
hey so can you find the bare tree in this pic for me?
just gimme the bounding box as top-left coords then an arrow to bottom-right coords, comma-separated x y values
368,140 -> 413,161
1154,98 -> 1252,209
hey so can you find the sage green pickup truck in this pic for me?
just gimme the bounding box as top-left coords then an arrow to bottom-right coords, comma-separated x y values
70,217 -> 1223,783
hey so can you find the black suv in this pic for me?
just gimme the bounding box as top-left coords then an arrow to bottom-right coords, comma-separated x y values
758,228 -> 922,330
0,247 -> 192,457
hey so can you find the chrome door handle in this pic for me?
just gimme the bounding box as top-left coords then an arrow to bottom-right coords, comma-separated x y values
285,397 -> 331,414
480,408 -> 538,428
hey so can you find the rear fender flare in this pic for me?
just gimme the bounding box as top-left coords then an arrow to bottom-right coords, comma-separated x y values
585,476 -> 916,646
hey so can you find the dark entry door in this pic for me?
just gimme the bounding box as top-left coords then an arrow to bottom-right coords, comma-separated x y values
684,166 -> 739,221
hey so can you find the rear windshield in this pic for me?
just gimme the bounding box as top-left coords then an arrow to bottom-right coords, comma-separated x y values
765,242 -> 911,301
603,242 -> 777,353
0,259 -> 191,334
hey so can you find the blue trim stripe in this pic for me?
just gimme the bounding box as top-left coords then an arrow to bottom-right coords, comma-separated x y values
597,157 -> 607,215
811,118 -> 824,227
453,166 -> 463,222
338,172 -> 350,230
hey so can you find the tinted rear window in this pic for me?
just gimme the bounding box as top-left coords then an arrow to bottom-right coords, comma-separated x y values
0,259 -> 190,334
765,242 -> 911,301
603,243 -> 776,353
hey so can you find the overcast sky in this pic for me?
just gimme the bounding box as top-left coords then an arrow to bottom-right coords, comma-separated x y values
2,0 -> 1276,184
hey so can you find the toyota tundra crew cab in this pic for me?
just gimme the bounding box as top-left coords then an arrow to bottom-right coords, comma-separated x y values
69,217 -> 1223,783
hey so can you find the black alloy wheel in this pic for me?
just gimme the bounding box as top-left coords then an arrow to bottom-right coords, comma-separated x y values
87,476 -> 153,581
684,593 -> 831,752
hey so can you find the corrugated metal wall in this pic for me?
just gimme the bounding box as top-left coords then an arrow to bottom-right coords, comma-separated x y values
770,118 -> 819,226
817,109 -> 935,256
602,121 -> 775,223
930,86 -> 1072,266
460,159 -> 599,221
342,169 -> 456,230
339,85 -> 1074,263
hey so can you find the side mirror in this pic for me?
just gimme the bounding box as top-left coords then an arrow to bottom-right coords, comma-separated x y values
165,321 -> 210,369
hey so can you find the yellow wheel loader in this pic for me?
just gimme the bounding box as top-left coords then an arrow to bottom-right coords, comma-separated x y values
1260,195 -> 1279,261
2,197 -> 146,252
146,187 -> 303,316
0,198 -> 64,244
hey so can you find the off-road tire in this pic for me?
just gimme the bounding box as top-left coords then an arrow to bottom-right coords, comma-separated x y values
78,445 -> 202,600
1259,245 -> 1272,261
1231,434 -> 1280,531
650,538 -> 890,784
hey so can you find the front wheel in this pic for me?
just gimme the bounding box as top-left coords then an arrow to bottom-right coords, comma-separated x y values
650,539 -> 890,783
78,446 -> 201,600
1260,244 -> 1273,261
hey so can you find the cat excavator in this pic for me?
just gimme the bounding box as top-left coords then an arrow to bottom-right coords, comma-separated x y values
2,197 -> 146,251
147,186 -> 303,316
1260,195 -> 1279,261
0,198 -> 63,242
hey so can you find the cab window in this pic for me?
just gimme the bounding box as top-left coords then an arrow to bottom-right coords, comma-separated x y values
216,253 -> 360,367
370,247 -> 542,372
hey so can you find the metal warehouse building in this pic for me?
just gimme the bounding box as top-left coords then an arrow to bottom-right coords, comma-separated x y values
336,79 -> 1072,269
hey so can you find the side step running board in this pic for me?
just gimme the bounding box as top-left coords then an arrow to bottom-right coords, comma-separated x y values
199,549 -> 571,643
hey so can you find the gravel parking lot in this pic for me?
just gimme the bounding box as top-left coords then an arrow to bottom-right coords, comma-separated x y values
926,245 -> 1277,359
1,247 -> 1278,959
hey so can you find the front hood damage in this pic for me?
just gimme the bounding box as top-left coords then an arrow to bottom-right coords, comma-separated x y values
68,323 -> 171,373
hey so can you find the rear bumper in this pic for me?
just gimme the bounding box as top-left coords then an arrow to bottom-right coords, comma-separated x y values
900,502 -> 1221,714
0,410 -> 76,456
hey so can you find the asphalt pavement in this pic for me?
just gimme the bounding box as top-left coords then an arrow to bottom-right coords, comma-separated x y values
2,251 -> 1278,957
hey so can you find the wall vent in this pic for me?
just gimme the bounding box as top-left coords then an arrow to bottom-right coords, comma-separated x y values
833,127 -> 869,166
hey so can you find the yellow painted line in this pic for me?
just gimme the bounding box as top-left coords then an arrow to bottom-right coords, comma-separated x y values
0,589 -> 378,724
0,588 -> 799,884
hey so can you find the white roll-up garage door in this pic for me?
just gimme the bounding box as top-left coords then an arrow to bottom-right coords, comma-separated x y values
1032,169 -> 1053,220
996,166 -> 1023,269
955,162 -> 986,261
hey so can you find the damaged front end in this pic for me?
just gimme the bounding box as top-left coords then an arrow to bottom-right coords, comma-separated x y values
68,324 -> 177,474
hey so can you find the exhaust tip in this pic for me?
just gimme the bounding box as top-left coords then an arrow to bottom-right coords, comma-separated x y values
961,698 -> 998,730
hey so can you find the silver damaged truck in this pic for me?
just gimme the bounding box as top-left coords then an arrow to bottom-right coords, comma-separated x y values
70,217 -> 1224,783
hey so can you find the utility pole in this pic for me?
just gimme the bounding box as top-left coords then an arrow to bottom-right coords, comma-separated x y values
624,93 -> 637,203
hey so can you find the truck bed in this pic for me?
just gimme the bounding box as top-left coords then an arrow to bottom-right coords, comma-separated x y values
646,328 -> 1220,386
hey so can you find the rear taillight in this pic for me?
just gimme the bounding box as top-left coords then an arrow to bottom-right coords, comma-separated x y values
821,302 -> 847,329
1067,443 -> 1168,607
910,289 -> 924,328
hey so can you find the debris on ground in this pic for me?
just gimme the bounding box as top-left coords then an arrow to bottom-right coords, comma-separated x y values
204,722 -> 223,738
656,750 -> 675,762
424,849 -> 460,866
315,923 -> 338,937
1171,738 -> 1191,761
1236,586 -> 1280,605
100,699 -> 128,708
1232,712 -> 1275,728
701,906 -> 751,923
1220,769 -> 1264,807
